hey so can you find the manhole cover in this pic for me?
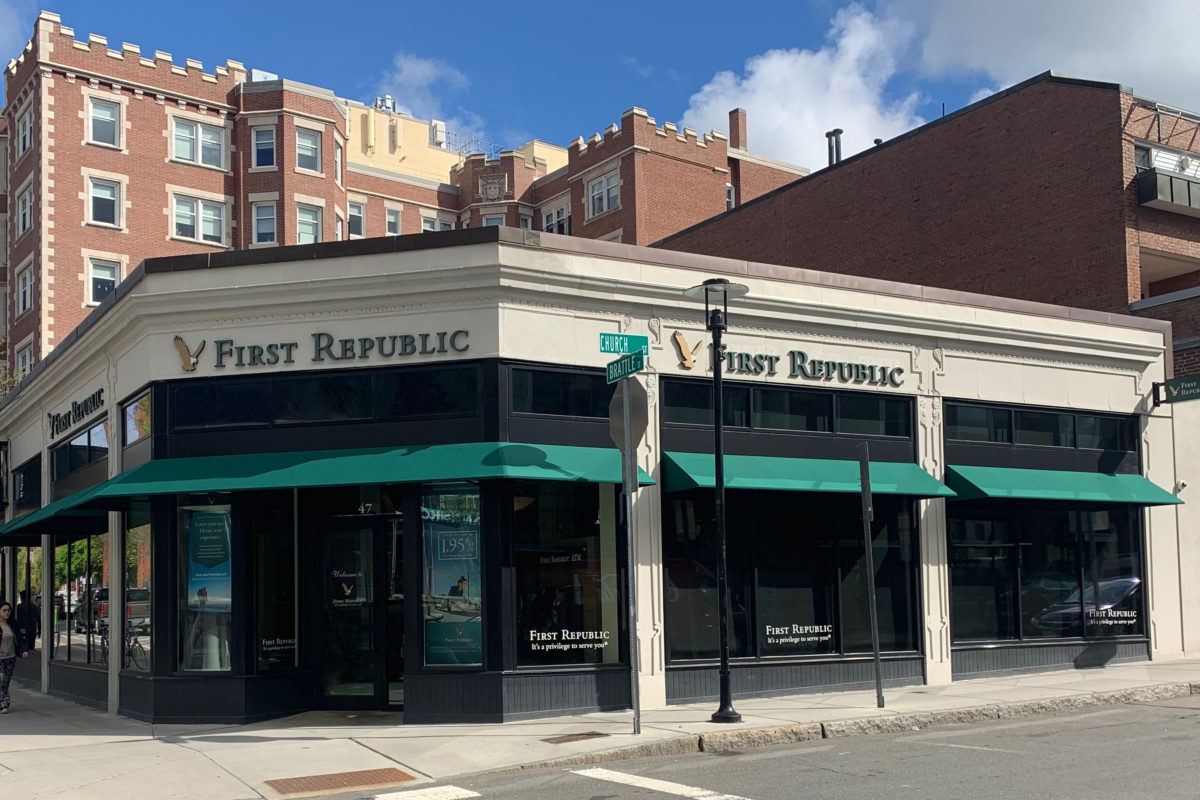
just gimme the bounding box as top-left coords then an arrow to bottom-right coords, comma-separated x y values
541,731 -> 611,745
264,767 -> 417,798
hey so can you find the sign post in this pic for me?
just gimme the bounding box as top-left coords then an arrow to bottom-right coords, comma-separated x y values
857,441 -> 885,709
607,347 -> 647,735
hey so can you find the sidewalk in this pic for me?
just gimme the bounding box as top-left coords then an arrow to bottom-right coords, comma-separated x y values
3,658 -> 1200,799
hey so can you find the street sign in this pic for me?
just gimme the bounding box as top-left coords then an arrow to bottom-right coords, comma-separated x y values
599,333 -> 649,355
606,350 -> 644,384
609,378 -> 649,453
1158,374 -> 1200,404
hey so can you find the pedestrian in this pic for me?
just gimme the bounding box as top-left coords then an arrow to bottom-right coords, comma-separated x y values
0,601 -> 31,714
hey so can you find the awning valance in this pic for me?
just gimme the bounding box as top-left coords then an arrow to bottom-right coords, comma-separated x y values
662,451 -> 955,497
945,465 -> 1181,505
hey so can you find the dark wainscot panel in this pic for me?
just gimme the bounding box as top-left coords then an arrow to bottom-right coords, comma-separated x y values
667,658 -> 923,704
405,669 -> 631,724
118,673 -> 312,724
952,641 -> 1149,679
49,663 -> 108,710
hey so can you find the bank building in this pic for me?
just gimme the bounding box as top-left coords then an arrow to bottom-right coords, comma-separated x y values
0,227 -> 1186,723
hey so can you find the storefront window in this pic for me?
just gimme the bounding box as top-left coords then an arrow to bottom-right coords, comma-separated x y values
124,502 -> 152,671
421,483 -> 482,667
12,457 -> 41,513
255,492 -> 298,671
515,481 -> 621,667
949,504 -> 1145,643
511,368 -> 614,418
178,497 -> 233,671
841,502 -> 918,652
15,546 -> 42,656
661,380 -> 750,427
50,532 -> 109,666
123,391 -> 152,446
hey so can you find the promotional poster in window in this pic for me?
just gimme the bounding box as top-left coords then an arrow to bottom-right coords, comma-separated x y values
182,506 -> 232,670
421,497 -> 482,666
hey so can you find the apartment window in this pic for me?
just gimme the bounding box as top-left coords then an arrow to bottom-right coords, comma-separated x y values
173,196 -> 226,244
252,127 -> 275,167
17,109 -> 32,155
726,183 -> 736,211
16,346 -> 33,377
335,142 -> 343,184
519,214 -> 532,230
297,204 -> 321,244
421,217 -> 452,232
253,203 -> 276,244
90,99 -> 119,147
1134,145 -> 1151,172
89,179 -> 119,226
348,202 -> 364,237
386,208 -> 401,235
173,119 -> 224,168
543,205 -> 569,234
89,258 -> 119,304
335,216 -> 343,241
483,215 -> 504,227
17,189 -> 33,236
296,129 -> 321,172
16,268 -> 33,316
587,171 -> 620,217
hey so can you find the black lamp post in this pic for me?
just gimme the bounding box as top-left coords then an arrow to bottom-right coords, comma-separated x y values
683,277 -> 749,724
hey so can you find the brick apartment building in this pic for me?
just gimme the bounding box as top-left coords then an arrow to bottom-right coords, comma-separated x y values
656,72 -> 1200,375
1,11 -> 805,376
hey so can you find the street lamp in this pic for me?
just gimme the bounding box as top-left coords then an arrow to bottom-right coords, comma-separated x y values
683,277 -> 749,724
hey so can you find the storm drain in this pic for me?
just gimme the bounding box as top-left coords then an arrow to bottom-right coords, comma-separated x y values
264,767 -> 417,798
541,731 -> 611,745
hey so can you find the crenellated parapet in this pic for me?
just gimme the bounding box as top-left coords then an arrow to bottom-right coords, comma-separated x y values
568,106 -> 728,172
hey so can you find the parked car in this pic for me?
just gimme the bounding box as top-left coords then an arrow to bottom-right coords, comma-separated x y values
1029,577 -> 1142,637
82,588 -> 151,633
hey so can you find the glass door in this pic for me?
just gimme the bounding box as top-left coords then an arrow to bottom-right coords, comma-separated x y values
385,516 -> 404,705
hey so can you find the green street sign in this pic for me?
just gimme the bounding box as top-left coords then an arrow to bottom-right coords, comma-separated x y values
606,350 -> 644,384
1159,374 -> 1200,404
599,333 -> 649,354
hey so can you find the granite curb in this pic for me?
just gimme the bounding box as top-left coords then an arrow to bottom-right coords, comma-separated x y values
493,680 -> 1200,773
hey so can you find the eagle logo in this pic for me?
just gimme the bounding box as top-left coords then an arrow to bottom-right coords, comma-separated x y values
172,336 -> 205,372
341,582 -> 354,597
672,331 -> 704,369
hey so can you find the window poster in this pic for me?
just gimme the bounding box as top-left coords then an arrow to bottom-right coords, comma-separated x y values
422,484 -> 483,667
180,504 -> 232,671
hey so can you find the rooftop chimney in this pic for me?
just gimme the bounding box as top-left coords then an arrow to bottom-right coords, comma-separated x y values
825,130 -> 835,166
728,108 -> 747,150
833,128 -> 843,163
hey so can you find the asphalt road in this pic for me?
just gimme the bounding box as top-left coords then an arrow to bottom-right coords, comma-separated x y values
403,694 -> 1200,800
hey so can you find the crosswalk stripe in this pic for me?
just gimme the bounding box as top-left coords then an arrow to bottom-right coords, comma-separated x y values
572,767 -> 753,799
374,786 -> 481,800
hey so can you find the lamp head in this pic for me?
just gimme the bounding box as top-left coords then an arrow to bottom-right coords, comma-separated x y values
683,279 -> 749,332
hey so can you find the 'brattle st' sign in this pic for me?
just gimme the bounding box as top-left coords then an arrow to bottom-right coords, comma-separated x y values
672,330 -> 905,387
172,330 -> 470,372
49,388 -> 105,439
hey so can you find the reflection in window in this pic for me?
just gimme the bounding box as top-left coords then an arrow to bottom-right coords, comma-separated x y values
1013,410 -> 1075,447
51,532 -> 109,667
512,368 -> 615,418
515,481 -> 620,666
945,404 -> 1011,443
15,546 -> 42,657
254,492 -> 297,671
178,498 -> 233,671
124,392 -> 151,446
124,502 -> 152,671
422,483 -> 482,667
753,388 -> 831,432
661,380 -> 750,427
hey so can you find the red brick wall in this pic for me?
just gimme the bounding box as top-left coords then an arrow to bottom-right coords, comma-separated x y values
660,79 -> 1135,313
732,159 -> 801,206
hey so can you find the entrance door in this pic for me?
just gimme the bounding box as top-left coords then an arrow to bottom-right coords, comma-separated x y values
316,515 -> 404,708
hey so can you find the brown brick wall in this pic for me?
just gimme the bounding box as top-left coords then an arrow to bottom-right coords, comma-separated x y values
732,159 -> 801,205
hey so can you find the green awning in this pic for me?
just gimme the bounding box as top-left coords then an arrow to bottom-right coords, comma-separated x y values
662,452 -> 955,497
90,441 -> 653,500
945,465 -> 1182,505
0,480 -> 111,540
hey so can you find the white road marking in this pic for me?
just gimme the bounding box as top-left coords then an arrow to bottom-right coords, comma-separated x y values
374,787 -> 481,800
572,767 -> 753,799
904,741 -> 1019,753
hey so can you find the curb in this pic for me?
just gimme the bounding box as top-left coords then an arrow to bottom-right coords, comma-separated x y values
498,680 -> 1199,770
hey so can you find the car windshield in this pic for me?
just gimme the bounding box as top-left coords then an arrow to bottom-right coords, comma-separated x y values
126,589 -> 150,602
1063,578 -> 1138,606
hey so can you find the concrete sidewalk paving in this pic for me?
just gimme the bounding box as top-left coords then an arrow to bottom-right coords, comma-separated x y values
3,658 -> 1200,799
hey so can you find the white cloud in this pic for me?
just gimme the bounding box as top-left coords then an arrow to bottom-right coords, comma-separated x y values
0,0 -> 33,73
887,0 -> 1200,111
623,56 -> 654,80
373,52 -> 485,144
680,4 -> 924,171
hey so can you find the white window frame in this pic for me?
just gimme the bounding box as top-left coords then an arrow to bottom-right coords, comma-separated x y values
348,201 -> 364,237
296,128 -> 322,173
253,202 -> 276,244
386,208 -> 401,235
16,267 -> 33,316
172,118 -> 226,170
519,214 -> 533,230
171,194 -> 227,246
88,257 -> 120,306
543,204 -> 569,234
89,98 -> 120,148
89,178 -> 121,227
335,214 -> 343,241
421,216 -> 452,232
16,345 -> 33,378
726,182 -> 736,211
482,215 -> 504,227
16,108 -> 32,156
335,142 -> 343,185
587,171 -> 620,218
297,204 -> 322,244
251,126 -> 276,168
17,188 -> 33,237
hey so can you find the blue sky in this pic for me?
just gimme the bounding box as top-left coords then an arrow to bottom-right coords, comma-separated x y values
4,0 -> 1198,172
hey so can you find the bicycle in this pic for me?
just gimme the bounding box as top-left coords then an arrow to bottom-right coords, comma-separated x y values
98,623 -> 150,670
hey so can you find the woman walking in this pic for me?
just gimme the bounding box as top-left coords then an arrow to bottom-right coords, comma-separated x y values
0,601 -> 31,714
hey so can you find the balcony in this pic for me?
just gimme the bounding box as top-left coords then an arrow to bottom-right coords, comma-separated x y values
1137,168 -> 1200,218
